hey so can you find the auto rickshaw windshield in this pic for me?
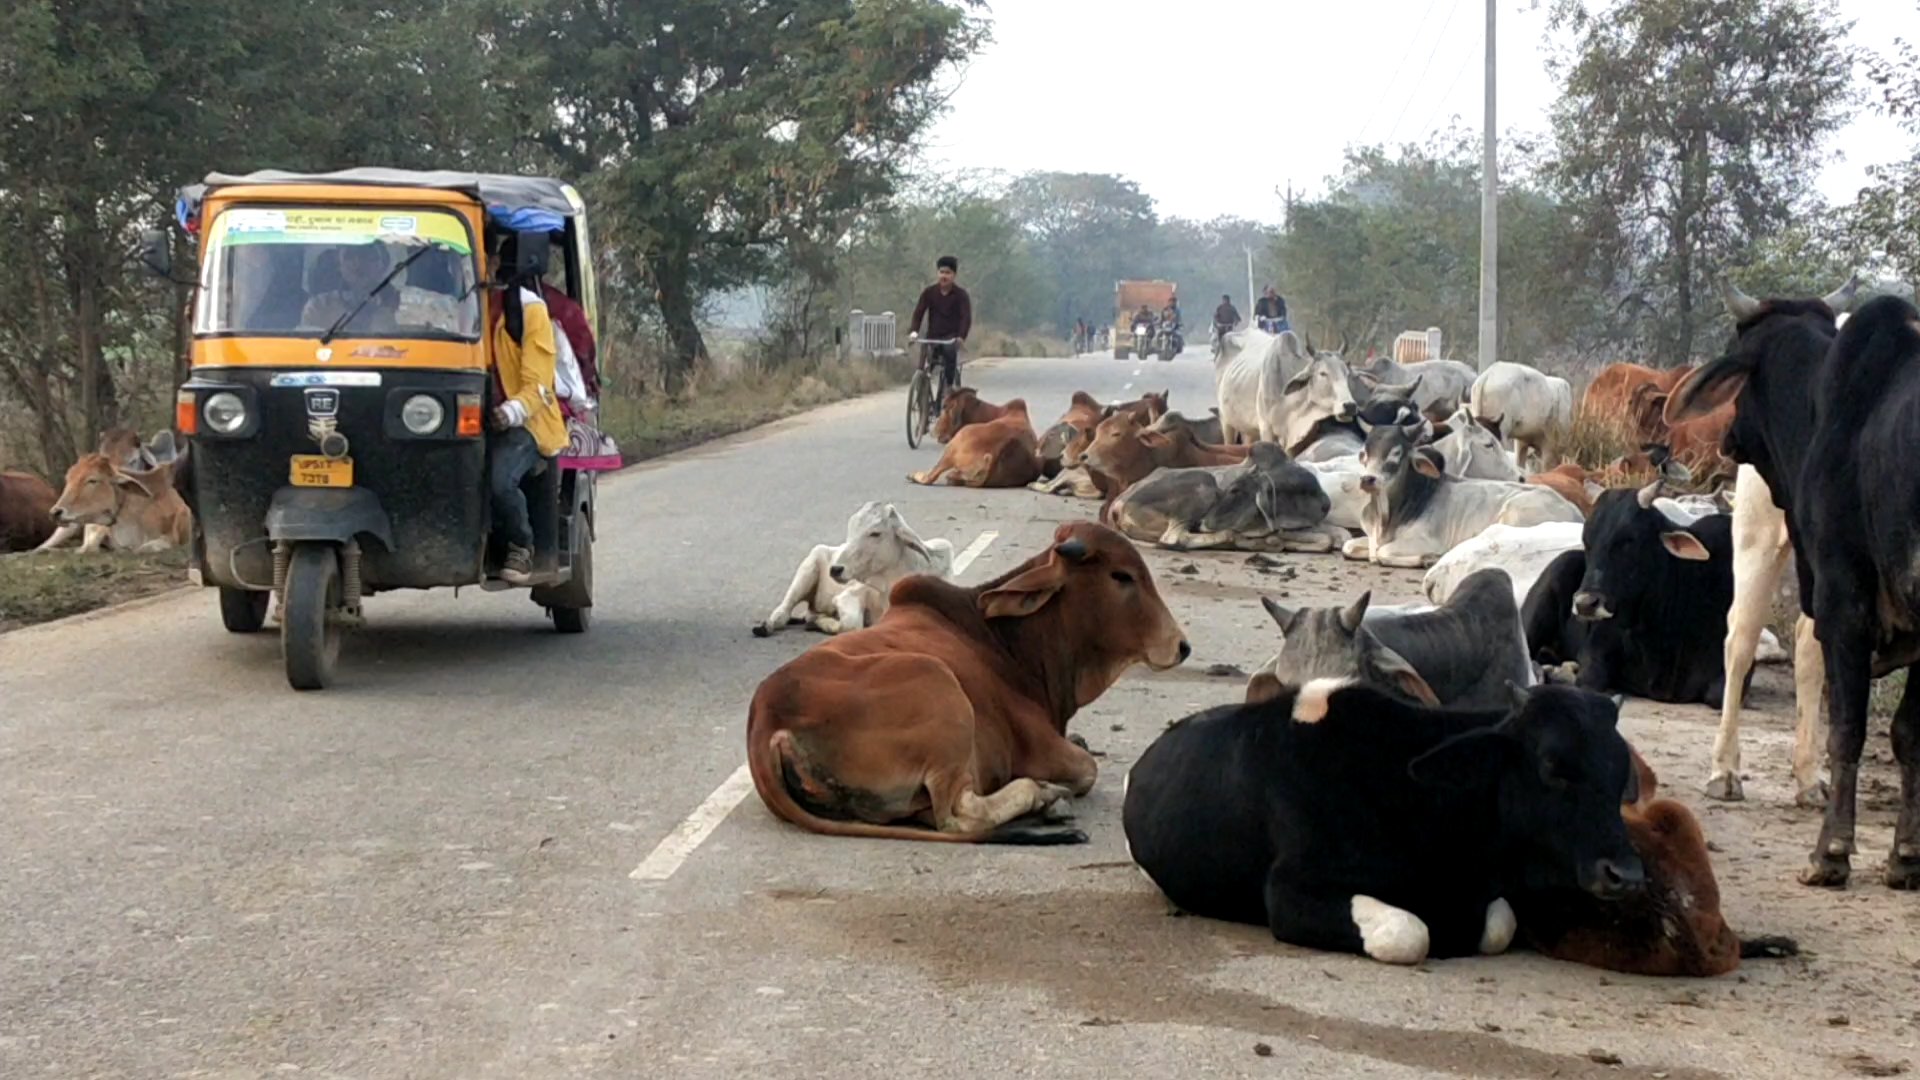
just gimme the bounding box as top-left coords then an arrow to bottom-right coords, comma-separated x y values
192,205 -> 481,341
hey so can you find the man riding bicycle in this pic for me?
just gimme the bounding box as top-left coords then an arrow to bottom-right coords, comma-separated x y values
908,255 -> 971,391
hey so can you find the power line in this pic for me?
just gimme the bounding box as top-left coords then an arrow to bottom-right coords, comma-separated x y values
1384,0 -> 1468,149
1354,0 -> 1447,148
1416,36 -> 1480,142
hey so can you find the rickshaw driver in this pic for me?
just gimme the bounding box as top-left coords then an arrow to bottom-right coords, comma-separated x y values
485,239 -> 568,585
301,240 -> 401,334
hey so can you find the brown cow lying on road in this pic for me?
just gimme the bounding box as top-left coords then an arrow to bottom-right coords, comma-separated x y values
35,450 -> 191,553
747,522 -> 1190,843
933,387 -> 1013,444
1580,362 -> 1694,423
908,397 -> 1042,488
1629,383 -> 1736,487
1078,410 -> 1247,495
1034,391 -> 1173,499
0,471 -> 58,552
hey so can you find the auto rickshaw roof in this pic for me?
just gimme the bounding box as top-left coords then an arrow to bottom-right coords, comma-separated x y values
176,168 -> 581,234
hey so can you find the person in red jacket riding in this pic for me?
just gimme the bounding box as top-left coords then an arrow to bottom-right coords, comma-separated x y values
907,255 -> 971,391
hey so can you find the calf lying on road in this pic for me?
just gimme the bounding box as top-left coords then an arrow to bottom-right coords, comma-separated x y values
1522,479 -> 1745,707
1124,681 -> 1644,966
749,522 -> 1189,843
755,502 -> 954,636
1105,443 -> 1339,553
1252,569 -> 1533,710
908,397 -> 1042,488
1031,391 -> 1169,498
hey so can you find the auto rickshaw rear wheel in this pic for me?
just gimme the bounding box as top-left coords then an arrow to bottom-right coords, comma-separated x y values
219,586 -> 270,633
282,543 -> 343,690
548,529 -> 593,634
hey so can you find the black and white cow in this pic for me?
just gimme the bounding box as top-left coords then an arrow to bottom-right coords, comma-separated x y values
1254,568 -> 1534,710
1123,681 -> 1644,965
1104,442 -> 1336,552
1667,282 -> 1920,888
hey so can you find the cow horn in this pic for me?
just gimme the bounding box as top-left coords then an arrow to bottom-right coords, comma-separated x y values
1718,277 -> 1765,322
1636,478 -> 1664,510
1822,274 -> 1860,314
1339,591 -> 1372,633
1356,416 -> 1374,435
1338,330 -> 1351,355
1055,538 -> 1090,561
1302,329 -> 1316,355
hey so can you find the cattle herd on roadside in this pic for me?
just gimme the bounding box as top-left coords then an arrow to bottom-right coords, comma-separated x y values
748,276 -> 1920,976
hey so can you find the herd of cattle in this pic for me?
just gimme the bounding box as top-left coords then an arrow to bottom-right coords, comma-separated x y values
747,277 -> 1920,976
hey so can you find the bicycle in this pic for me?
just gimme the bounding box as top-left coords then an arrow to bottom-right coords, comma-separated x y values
905,336 -> 959,449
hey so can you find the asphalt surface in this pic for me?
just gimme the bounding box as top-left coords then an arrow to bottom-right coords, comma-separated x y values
2,350 -> 1906,1079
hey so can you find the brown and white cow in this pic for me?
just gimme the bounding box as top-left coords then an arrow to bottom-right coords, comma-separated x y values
747,522 -> 1189,842
932,387 -> 1014,445
0,471 -> 58,552
907,398 -> 1042,488
35,453 -> 191,553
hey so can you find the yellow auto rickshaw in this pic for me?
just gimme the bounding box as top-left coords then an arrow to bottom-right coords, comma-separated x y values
148,168 -> 603,690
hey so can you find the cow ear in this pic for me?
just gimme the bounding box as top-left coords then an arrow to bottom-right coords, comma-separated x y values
1139,430 -> 1172,449
1667,357 -> 1751,423
1260,595 -> 1298,635
1253,473 -> 1282,531
1627,745 -> 1656,804
1355,371 -> 1381,389
1365,637 -> 1441,706
1407,726 -> 1514,792
1583,480 -> 1606,502
1284,370 -> 1312,394
978,556 -> 1070,619
1412,448 -> 1445,478
1660,531 -> 1712,561
1245,670 -> 1285,705
112,470 -> 156,499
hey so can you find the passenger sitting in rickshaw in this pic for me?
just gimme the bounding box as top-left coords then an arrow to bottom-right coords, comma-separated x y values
532,240 -> 620,472
486,237 -> 568,585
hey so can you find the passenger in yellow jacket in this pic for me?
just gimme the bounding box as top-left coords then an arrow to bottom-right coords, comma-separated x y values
487,240 -> 567,585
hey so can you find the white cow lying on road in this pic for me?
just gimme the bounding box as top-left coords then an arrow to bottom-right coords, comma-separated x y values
1308,406 -> 1524,530
754,502 -> 954,637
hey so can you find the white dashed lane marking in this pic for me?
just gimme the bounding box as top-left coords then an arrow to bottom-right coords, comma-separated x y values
629,529 -> 1001,884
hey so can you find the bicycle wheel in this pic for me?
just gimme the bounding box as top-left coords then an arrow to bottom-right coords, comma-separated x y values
906,369 -> 932,448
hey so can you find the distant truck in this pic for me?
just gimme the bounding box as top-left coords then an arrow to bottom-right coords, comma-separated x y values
1113,279 -> 1176,361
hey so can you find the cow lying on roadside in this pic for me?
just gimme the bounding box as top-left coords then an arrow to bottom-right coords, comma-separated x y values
0,470 -> 57,552
1105,443 -> 1337,552
932,387 -> 1012,444
36,434 -> 191,554
754,501 -> 954,637
1522,479 -> 1744,706
1030,391 -> 1168,498
1342,420 -> 1582,566
1147,408 -> 1225,446
1251,570 -> 1533,710
908,397 -> 1042,488
1124,681 -> 1644,965
1079,410 -> 1247,496
749,522 -> 1189,842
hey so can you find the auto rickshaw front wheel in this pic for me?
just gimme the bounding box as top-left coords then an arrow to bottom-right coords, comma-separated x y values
219,586 -> 270,633
282,542 -> 343,691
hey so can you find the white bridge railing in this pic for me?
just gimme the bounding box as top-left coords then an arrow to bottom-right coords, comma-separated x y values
847,310 -> 904,358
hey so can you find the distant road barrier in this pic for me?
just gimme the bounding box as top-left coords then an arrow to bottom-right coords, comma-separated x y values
847,310 -> 904,358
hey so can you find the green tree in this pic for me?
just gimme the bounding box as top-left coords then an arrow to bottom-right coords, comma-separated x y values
498,0 -> 987,395
1852,4 -> 1920,283
1546,0 -> 1855,365
1003,172 -> 1159,331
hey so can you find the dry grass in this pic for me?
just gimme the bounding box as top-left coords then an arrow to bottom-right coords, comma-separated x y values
0,548 -> 189,633
598,355 -> 910,462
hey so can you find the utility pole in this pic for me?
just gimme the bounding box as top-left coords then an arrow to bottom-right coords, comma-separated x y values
1245,246 -> 1255,319
1477,0 -> 1499,372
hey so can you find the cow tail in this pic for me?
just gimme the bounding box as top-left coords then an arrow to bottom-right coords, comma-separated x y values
745,721 -> 984,844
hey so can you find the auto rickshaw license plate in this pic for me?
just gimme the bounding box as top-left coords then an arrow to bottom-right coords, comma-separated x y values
290,455 -> 353,488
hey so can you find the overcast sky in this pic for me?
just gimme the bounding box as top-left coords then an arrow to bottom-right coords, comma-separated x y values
922,0 -> 1912,223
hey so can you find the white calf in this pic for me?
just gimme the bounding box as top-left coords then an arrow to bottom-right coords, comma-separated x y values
754,502 -> 955,636
1706,464 -> 1827,806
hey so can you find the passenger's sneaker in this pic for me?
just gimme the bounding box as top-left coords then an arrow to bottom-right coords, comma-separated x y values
500,544 -> 534,585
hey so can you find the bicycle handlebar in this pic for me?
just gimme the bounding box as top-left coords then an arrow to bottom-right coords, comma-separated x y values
912,337 -> 959,346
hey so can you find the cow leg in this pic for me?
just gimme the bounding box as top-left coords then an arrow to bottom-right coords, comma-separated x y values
935,776 -> 1075,836
812,586 -> 870,636
1277,528 -> 1339,553
1791,615 -> 1831,808
134,538 -> 172,554
1885,668 -> 1920,889
1340,535 -> 1371,562
1023,736 -> 1100,798
1261,864 -> 1389,959
1802,614 -> 1873,888
1371,542 -> 1431,569
78,524 -> 108,553
958,452 -> 995,487
758,547 -> 829,635
908,447 -> 960,485
32,524 -> 82,552
1708,531 -> 1793,800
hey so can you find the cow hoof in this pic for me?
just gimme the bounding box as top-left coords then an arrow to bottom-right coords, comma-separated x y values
751,623 -> 773,638
1702,772 -> 1745,802
1885,857 -> 1920,890
1478,898 -> 1517,955
1067,733 -> 1091,752
1794,780 -> 1831,809
1799,854 -> 1852,888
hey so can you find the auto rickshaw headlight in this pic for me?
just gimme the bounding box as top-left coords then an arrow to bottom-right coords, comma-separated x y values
204,392 -> 247,435
401,394 -> 445,436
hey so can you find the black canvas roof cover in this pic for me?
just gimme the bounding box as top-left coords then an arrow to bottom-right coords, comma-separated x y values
176,168 -> 579,230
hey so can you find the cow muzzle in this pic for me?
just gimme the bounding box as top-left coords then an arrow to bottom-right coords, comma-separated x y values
1358,474 -> 1380,493
1580,855 -> 1647,900
829,564 -> 849,583
1571,592 -> 1613,621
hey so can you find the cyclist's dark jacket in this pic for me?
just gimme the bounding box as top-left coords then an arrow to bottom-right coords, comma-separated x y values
910,283 -> 973,341
1255,295 -> 1289,320
1214,302 -> 1239,326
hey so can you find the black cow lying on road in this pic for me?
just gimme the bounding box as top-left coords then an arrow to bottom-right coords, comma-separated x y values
1521,479 -> 1745,707
1251,568 -> 1533,710
1668,286 -> 1920,888
1123,680 -> 1644,966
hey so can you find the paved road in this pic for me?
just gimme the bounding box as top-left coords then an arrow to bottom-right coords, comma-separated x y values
0,351 -> 1871,1080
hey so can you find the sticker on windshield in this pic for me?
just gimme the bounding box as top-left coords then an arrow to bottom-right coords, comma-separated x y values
379,216 -> 418,234
216,207 -> 471,255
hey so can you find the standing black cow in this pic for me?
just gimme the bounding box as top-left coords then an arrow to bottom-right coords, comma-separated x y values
1521,478 -> 1745,707
1122,680 -> 1644,965
1670,284 -> 1920,888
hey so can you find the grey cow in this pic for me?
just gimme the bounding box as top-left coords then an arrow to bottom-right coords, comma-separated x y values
1251,567 -> 1536,710
1353,357 -> 1479,420
1106,443 -> 1339,552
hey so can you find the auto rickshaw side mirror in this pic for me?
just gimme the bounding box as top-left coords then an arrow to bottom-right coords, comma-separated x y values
139,228 -> 172,280
513,229 -> 551,280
